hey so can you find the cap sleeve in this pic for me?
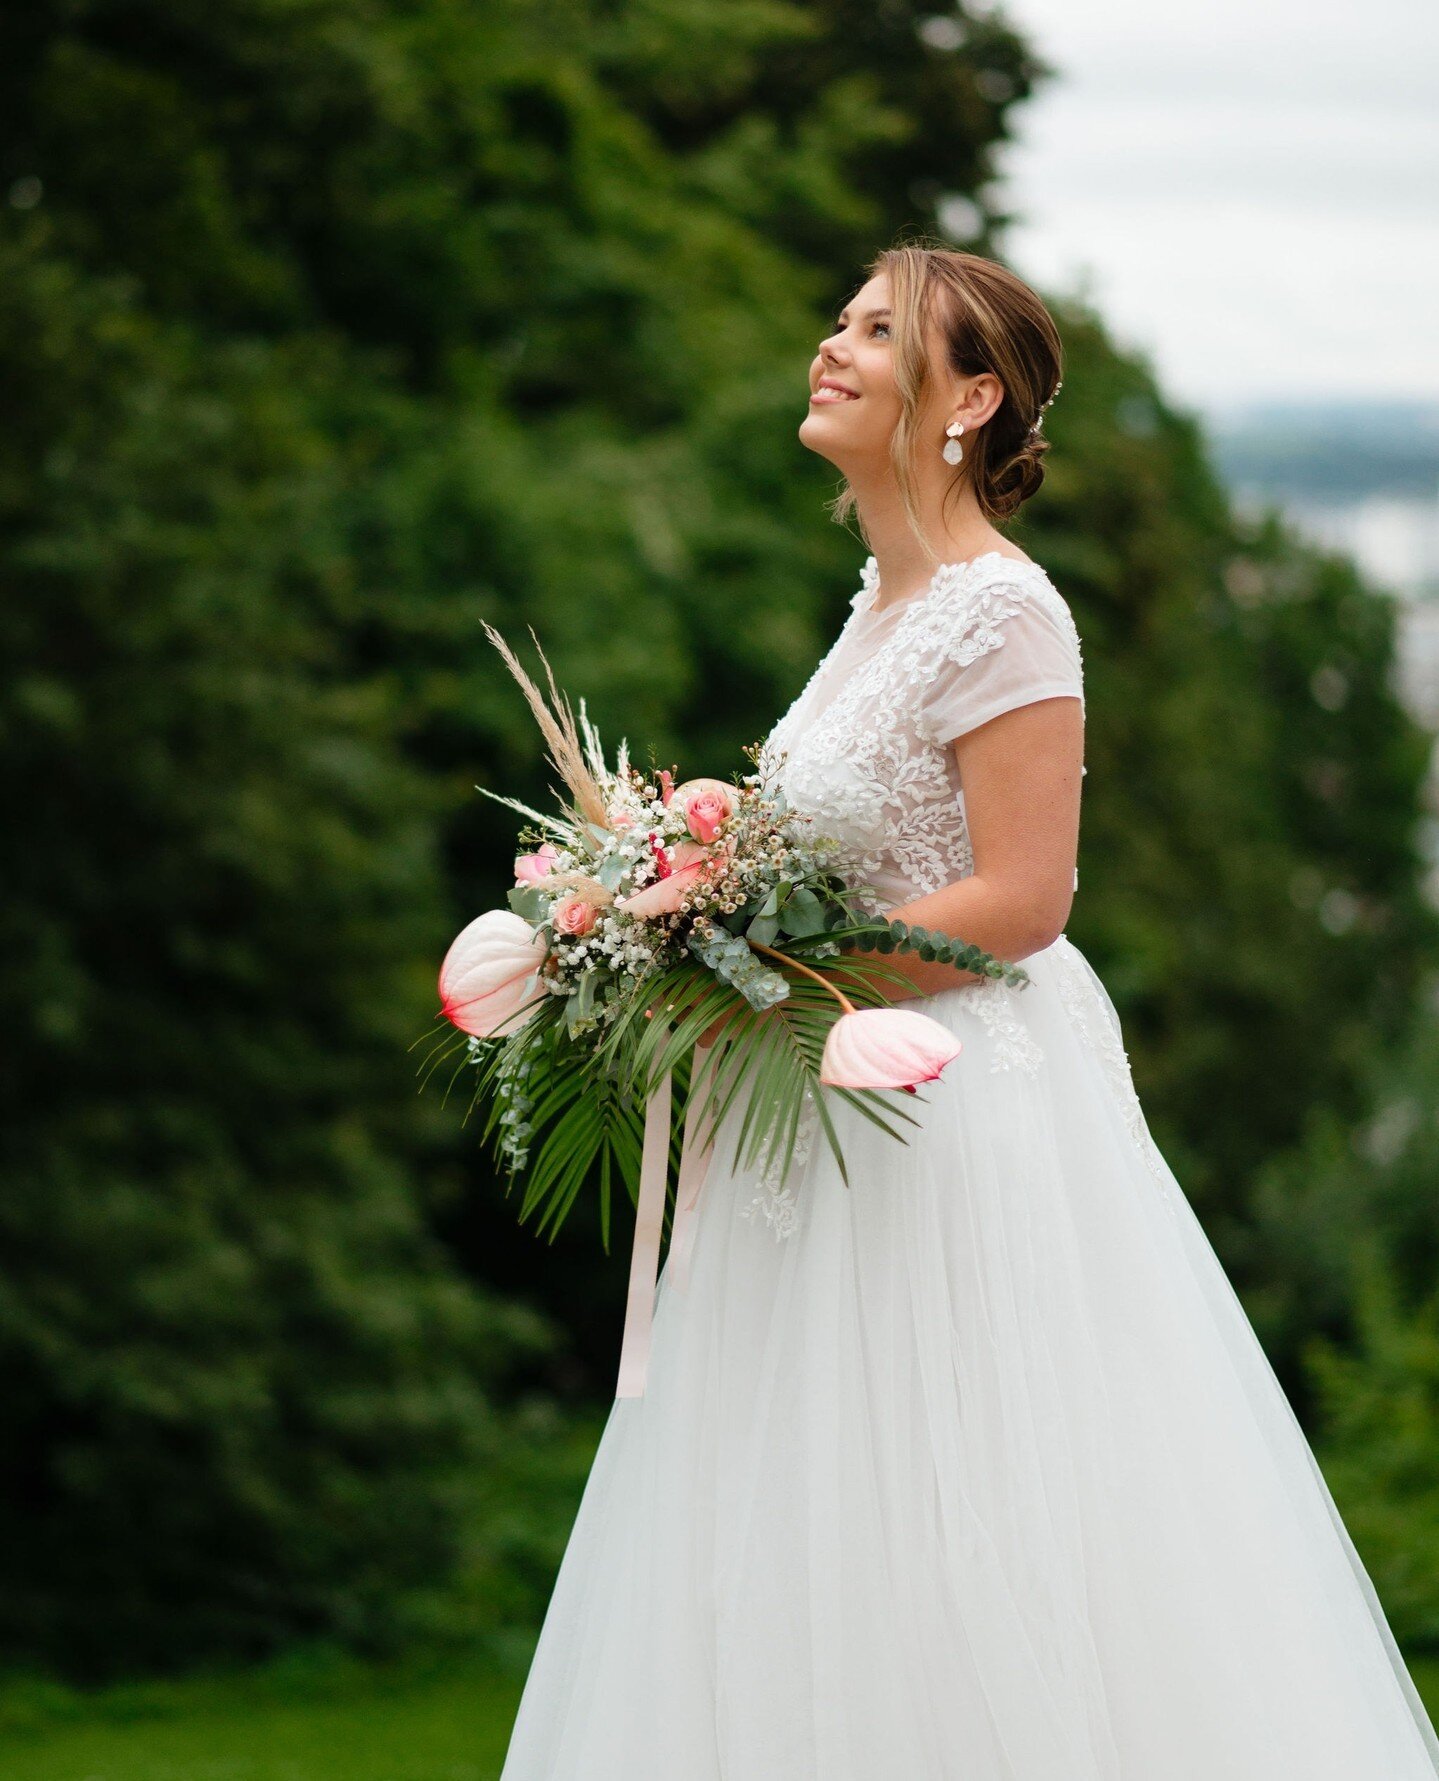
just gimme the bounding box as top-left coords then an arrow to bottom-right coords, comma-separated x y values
915,576 -> 1085,749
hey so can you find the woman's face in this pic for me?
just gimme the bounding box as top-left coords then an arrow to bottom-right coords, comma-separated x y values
800,271 -> 998,478
798,273 -> 903,469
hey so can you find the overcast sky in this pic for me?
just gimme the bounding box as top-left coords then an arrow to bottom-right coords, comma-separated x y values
986,0 -> 1438,422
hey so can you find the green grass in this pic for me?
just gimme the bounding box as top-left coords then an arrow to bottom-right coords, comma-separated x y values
0,1647 -> 528,1781
4,1648 -> 1438,1779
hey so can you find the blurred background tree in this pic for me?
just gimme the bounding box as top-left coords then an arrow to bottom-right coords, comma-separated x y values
3,0 -> 1438,1684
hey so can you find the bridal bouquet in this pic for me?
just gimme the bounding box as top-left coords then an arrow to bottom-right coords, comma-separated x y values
421,624 -> 1029,1393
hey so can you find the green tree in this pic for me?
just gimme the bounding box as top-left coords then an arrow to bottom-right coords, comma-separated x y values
1308,1247 -> 1439,1653
0,239 -> 557,1676
3,0 -> 1436,1680
1240,984 -> 1439,1399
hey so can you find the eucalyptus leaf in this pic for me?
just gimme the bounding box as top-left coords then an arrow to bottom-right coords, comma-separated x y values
779,886 -> 826,937
595,853 -> 628,890
507,883 -> 550,922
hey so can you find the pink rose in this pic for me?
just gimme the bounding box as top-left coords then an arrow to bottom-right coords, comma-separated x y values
671,776 -> 736,845
515,843 -> 561,886
553,894 -> 599,937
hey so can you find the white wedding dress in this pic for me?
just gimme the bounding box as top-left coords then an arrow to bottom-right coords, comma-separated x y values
499,551 -> 1439,1779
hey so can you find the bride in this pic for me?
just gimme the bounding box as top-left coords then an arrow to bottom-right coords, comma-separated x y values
499,244 -> 1439,1778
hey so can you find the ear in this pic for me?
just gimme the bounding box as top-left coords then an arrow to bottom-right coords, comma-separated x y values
962,370 -> 1007,430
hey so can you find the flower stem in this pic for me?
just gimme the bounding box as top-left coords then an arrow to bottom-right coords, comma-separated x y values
749,941 -> 857,1015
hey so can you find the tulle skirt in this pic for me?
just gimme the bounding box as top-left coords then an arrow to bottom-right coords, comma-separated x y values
499,934 -> 1439,1779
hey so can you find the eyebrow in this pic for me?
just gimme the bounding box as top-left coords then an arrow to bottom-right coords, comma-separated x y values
837,305 -> 892,322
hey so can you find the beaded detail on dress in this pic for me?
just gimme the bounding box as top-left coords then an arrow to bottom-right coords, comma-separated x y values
962,977 -> 1046,1077
1048,936 -> 1178,1208
738,553 -> 1087,1231
756,552 -> 1085,922
737,1086 -> 817,1239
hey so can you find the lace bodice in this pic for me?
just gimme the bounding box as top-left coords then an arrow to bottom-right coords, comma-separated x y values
757,550 -> 1086,919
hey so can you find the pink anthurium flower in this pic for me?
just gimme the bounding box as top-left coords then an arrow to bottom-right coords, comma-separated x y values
438,909 -> 549,1037
656,768 -> 675,805
515,842 -> 561,886
819,1007 -> 963,1093
614,839 -> 714,920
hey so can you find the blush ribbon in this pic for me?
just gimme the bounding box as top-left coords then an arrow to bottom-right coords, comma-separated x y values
614,1038 -> 719,1399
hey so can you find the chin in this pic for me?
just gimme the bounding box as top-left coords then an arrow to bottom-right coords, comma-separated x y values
797,429 -> 841,468
798,413 -> 841,454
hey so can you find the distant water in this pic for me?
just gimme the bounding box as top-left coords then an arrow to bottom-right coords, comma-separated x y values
1237,487 -> 1439,603
1226,484 -> 1439,734
1205,396 -> 1439,602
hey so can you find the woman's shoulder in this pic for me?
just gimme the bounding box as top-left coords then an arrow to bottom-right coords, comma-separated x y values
861,548 -> 1076,631
913,551 -> 1083,680
953,548 -> 1068,604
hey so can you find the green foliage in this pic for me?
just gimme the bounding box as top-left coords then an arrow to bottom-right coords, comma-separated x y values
853,918 -> 1030,983
1237,987 -> 1439,1409
1309,1248 -> 1439,1653
0,231 -> 567,1676
3,0 -> 1437,1684
451,919 -> 924,1244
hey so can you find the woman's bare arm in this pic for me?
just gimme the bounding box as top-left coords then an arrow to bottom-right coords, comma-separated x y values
832,694 -> 1084,1004
694,695 -> 1083,1040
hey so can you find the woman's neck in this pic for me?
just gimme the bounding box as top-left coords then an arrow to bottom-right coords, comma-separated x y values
849,481 -> 1014,614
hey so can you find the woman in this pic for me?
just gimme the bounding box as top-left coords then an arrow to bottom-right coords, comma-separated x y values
499,245 -> 1439,1778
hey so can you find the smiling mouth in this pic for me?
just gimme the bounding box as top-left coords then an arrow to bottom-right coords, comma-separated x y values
810,387 -> 859,404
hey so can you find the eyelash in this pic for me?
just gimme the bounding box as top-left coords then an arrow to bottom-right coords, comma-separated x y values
834,320 -> 890,339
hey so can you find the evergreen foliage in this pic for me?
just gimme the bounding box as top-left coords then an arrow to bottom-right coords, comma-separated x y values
0,227 -> 562,1675
3,0 -> 1436,1675
1309,1248 -> 1439,1652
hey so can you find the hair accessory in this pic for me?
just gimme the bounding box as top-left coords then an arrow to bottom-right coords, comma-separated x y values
942,420 -> 966,465
1031,378 -> 1063,435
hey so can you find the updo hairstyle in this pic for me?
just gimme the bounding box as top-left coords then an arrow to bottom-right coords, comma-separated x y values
830,241 -> 1064,546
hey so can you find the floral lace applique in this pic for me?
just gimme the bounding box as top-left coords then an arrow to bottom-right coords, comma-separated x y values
738,1085 -> 818,1240
757,555 -> 1082,922
738,1182 -> 800,1241
955,976 -> 1045,1076
743,554 -> 1092,1223
1048,939 -> 1178,1210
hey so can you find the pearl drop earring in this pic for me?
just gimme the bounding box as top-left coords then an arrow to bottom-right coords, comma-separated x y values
942,421 -> 965,466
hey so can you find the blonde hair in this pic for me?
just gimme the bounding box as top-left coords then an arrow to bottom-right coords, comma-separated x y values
829,239 -> 1064,562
